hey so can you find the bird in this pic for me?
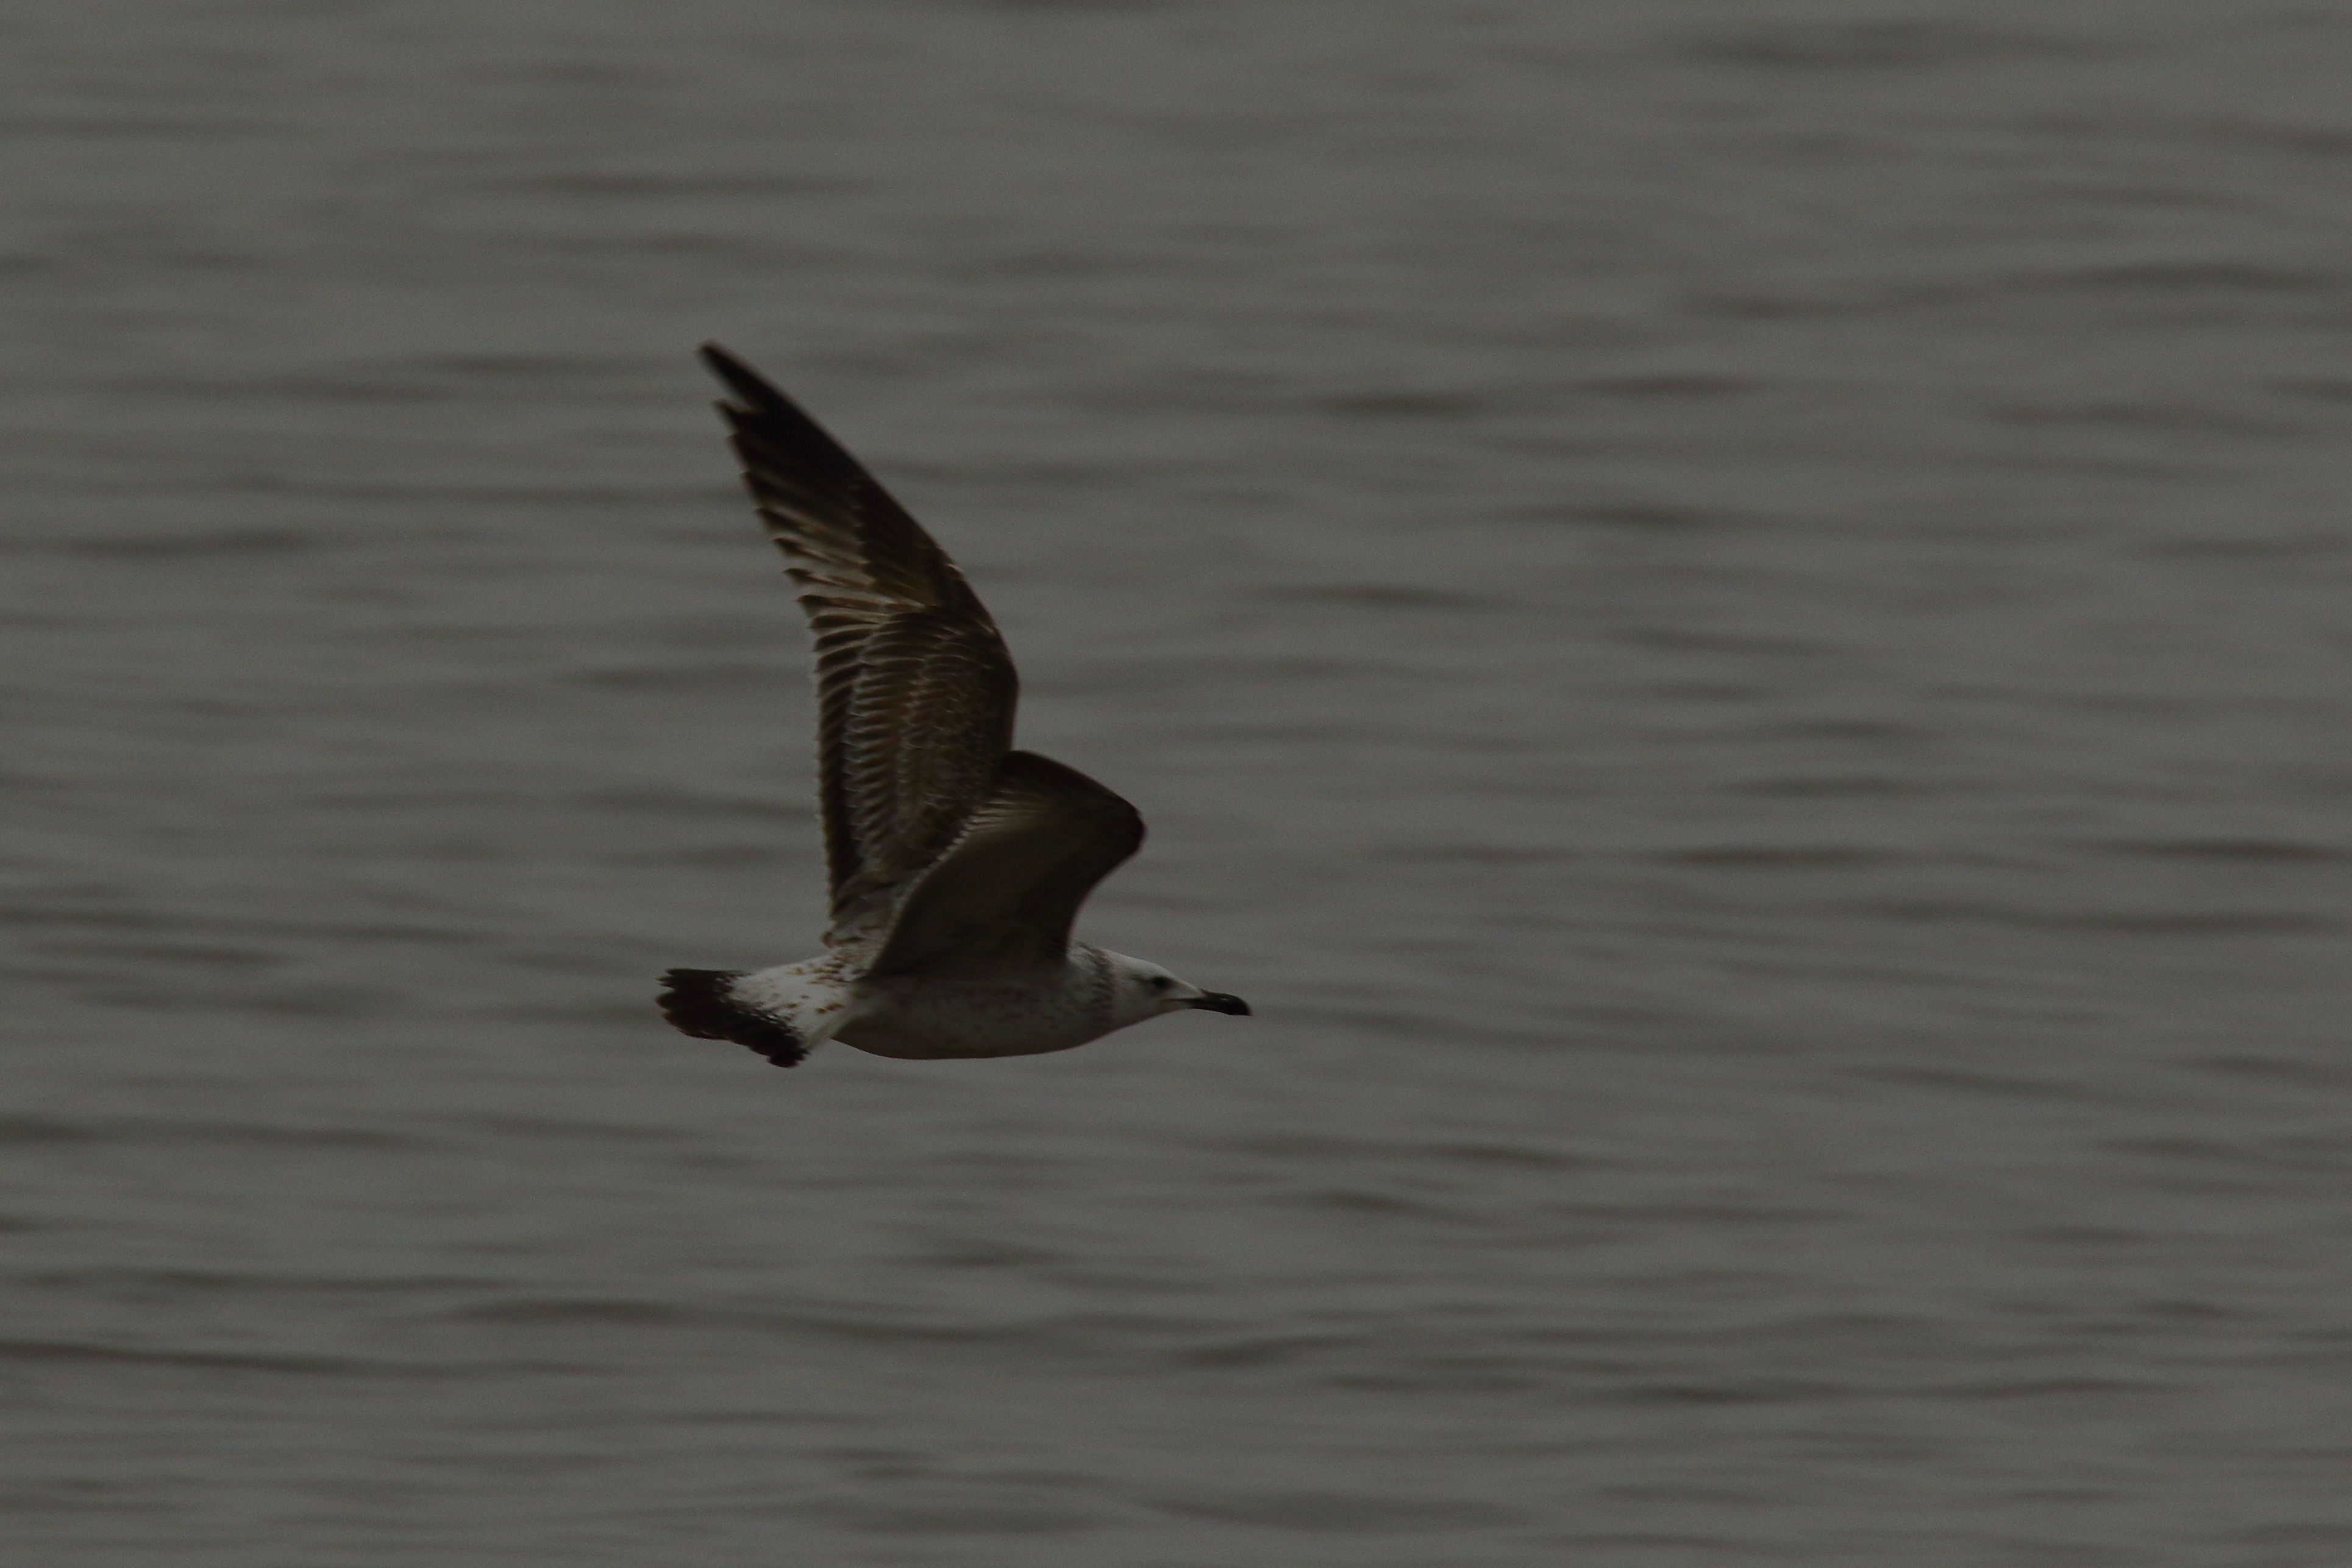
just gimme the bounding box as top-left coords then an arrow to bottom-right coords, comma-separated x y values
657,345 -> 1250,1068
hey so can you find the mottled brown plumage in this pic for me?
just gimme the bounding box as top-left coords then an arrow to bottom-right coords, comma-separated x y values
872,750 -> 1146,979
703,344 -> 1025,941
700,344 -> 1147,964
664,346 -> 1245,1067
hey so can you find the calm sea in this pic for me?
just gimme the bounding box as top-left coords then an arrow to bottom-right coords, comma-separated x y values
7,2 -> 2352,1563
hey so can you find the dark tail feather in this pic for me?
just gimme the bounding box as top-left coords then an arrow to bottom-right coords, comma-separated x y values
657,968 -> 807,1068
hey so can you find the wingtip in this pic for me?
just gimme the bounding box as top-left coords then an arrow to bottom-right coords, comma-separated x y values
696,341 -> 782,412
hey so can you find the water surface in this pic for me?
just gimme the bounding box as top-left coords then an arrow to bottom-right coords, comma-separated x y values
7,2 -> 2352,1563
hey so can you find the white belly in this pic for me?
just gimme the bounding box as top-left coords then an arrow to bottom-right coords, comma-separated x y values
838,977 -> 1112,1060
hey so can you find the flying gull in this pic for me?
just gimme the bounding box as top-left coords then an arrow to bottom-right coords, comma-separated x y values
658,345 -> 1250,1067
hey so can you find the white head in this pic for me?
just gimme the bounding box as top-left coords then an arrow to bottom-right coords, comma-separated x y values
1100,950 -> 1251,1030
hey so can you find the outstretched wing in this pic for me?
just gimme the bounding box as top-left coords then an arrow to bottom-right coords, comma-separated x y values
866,750 -> 1145,979
701,344 -> 1018,941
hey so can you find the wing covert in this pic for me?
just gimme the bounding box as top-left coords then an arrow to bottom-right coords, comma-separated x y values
867,751 -> 1145,979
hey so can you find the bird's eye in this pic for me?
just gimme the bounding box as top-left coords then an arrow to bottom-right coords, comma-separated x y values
1149,976 -> 1171,991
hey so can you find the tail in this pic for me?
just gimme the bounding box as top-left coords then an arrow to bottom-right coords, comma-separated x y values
657,969 -> 808,1068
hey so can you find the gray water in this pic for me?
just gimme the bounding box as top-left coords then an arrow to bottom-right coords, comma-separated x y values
7,2 -> 2352,1563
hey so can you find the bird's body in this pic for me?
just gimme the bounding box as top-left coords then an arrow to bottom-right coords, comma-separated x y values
657,346 -> 1247,1069
665,939 -> 1189,1062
